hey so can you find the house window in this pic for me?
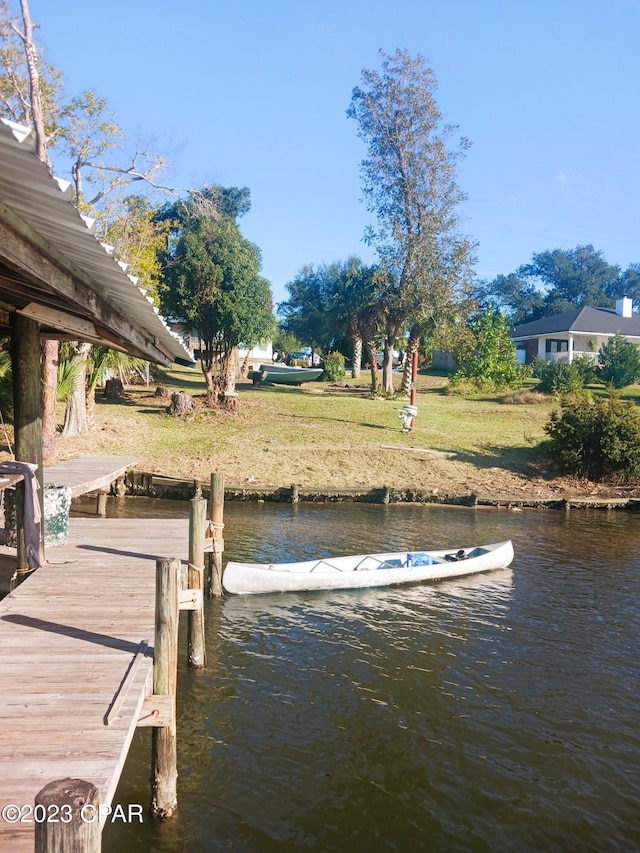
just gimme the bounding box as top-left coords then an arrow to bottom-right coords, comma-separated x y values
545,339 -> 568,353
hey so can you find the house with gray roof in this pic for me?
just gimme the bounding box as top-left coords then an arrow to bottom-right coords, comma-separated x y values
511,298 -> 640,364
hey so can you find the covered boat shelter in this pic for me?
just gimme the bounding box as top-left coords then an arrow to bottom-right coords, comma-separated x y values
0,117 -> 194,576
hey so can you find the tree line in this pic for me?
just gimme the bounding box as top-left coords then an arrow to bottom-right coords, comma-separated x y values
0,0 -> 274,447
5,0 -> 639,445
471,245 -> 640,325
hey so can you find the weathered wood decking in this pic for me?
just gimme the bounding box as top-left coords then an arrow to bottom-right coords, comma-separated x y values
0,515 -> 189,852
43,455 -> 137,498
0,456 -> 140,595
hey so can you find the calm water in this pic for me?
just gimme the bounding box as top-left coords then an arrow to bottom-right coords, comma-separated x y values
100,499 -> 640,852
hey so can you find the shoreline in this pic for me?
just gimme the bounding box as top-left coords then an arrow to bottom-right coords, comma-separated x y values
120,470 -> 640,512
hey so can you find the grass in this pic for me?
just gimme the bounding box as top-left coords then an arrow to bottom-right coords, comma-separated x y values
41,365 -> 635,501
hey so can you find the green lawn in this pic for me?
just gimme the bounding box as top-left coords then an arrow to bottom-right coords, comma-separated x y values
48,368 -> 547,492
49,366 -> 639,497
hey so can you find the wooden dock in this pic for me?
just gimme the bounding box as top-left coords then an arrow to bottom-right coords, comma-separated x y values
0,456 -> 140,594
43,455 -> 137,499
0,515 -> 189,852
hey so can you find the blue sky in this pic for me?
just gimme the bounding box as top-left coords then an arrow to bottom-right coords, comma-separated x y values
26,0 -> 640,305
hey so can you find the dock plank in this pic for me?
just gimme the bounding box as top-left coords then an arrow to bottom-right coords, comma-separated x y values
0,516 -> 188,851
43,455 -> 138,498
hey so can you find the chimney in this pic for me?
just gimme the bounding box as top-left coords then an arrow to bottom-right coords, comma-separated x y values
615,297 -> 633,318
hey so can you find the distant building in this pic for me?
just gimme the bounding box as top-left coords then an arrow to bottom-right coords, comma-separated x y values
511,297 -> 640,364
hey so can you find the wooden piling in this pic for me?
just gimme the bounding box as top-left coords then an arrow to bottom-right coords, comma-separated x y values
207,472 -> 225,597
151,557 -> 180,820
96,490 -> 107,516
34,778 -> 101,853
291,483 -> 299,504
188,498 -> 206,667
10,312 -> 44,566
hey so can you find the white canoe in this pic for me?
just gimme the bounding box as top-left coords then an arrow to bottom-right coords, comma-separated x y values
223,540 -> 514,595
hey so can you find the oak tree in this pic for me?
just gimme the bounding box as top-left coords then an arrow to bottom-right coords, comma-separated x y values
161,193 -> 274,408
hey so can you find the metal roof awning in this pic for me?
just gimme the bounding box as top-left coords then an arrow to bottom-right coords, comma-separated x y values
0,118 -> 194,367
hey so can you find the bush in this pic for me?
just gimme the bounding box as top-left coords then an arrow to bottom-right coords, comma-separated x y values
597,331 -> 640,389
537,361 -> 585,394
322,351 -> 346,381
530,356 -> 548,379
451,309 -> 520,390
542,393 -> 640,481
572,354 -> 598,386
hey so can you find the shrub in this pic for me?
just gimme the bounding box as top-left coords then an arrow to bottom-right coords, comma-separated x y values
322,351 -> 346,381
542,393 -> 640,481
571,354 -> 598,386
450,309 -> 520,390
597,331 -> 640,389
537,360 -> 584,394
530,356 -> 548,379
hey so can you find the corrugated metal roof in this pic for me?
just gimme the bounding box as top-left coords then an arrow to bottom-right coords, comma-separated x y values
0,118 -> 194,366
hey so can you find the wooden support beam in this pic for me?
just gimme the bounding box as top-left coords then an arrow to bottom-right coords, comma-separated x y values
104,640 -> 149,726
18,301 -> 99,340
10,312 -> 43,568
137,694 -> 174,728
187,498 -> 206,668
151,557 -> 179,820
34,778 -> 101,853
206,472 -> 225,597
0,206 -> 173,366
179,587 -> 203,611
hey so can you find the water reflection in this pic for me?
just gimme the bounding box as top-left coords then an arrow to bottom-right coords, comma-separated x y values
104,500 -> 640,852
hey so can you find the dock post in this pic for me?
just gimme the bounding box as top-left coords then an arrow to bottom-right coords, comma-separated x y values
207,472 -> 225,597
188,497 -> 207,668
34,778 -> 101,852
96,490 -> 107,516
10,312 -> 44,567
151,557 -> 180,820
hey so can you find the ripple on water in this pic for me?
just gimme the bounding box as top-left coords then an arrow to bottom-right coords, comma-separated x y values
104,502 -> 640,852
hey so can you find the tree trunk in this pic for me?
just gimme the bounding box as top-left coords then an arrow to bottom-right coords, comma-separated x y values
18,0 -> 49,166
104,378 -> 124,399
382,339 -> 395,394
401,330 -> 420,395
223,350 -> 239,410
169,393 -> 193,416
41,339 -> 58,463
222,349 -> 237,400
366,340 -> 380,393
61,342 -> 91,437
240,351 -> 250,378
85,387 -> 96,430
351,335 -> 362,378
223,393 -> 239,414
200,362 -> 216,407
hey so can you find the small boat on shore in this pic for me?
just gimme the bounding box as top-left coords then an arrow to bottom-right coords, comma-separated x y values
259,363 -> 324,385
223,540 -> 514,595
